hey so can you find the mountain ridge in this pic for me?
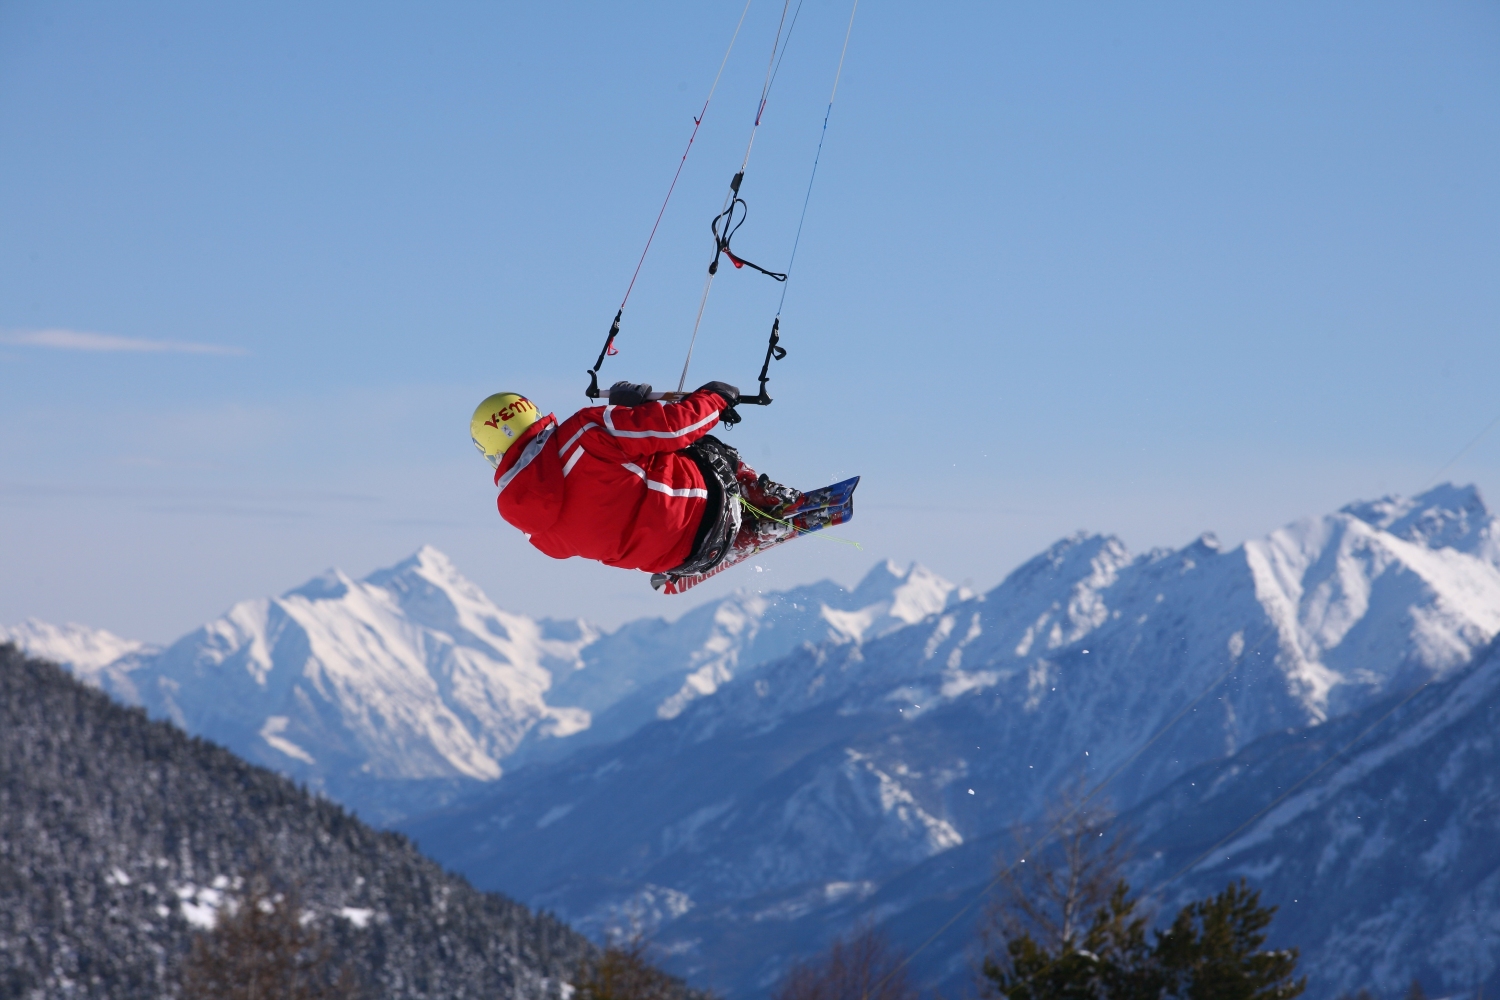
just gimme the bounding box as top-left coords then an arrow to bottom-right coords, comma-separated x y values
3,546 -> 966,823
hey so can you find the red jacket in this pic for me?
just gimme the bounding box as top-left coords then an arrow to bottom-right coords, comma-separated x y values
492,389 -> 730,573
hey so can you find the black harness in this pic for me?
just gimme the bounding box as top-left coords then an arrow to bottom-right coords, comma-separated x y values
673,435 -> 743,577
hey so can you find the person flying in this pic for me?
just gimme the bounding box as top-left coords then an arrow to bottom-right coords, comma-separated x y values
469,380 -> 803,587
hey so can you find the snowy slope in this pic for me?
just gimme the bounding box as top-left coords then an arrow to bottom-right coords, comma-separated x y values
404,484 -> 1500,997
514,560 -> 971,762
744,636 -> 1500,1000
102,547 -> 596,819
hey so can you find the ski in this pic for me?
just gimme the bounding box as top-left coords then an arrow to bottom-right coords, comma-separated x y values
653,476 -> 859,595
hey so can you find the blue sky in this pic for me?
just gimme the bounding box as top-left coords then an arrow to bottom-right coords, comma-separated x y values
3,1 -> 1498,640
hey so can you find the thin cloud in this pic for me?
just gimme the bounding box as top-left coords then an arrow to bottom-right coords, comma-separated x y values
1,328 -> 248,356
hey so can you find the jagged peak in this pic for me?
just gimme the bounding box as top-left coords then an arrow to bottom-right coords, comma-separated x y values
283,547 -> 480,607
849,560 -> 910,601
363,545 -> 483,600
410,543 -> 460,575
368,544 -> 460,582
979,532 -> 1136,606
1340,482 -> 1492,554
848,560 -> 962,608
1012,531 -> 1126,575
1192,531 -> 1222,553
282,567 -> 355,602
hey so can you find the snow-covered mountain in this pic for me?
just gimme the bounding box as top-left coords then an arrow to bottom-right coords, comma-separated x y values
4,546 -> 967,822
107,547 -> 597,819
404,484 -> 1500,997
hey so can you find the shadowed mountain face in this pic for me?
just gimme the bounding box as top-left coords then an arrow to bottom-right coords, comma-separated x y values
400,485 -> 1500,997
0,644 -> 602,1000
836,636 -> 1500,1000
1124,636 -> 1500,998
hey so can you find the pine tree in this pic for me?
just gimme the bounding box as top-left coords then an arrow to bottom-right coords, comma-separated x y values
982,882 -> 1158,1000
1152,880 -> 1304,1000
980,880 -> 1304,1000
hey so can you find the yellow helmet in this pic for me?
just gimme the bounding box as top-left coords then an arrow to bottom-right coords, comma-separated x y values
470,392 -> 543,468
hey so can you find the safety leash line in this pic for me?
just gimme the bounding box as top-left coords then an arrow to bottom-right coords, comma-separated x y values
678,266 -> 720,393
701,2 -> 808,291
745,0 -> 859,407
738,0 -> 797,178
738,496 -> 862,548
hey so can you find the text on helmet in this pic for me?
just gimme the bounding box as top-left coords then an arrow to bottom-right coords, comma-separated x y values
484,397 -> 537,429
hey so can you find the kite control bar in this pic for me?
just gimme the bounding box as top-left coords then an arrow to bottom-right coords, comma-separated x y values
630,390 -> 768,406
587,316 -> 785,407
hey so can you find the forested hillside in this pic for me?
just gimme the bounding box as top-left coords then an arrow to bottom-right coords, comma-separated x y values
0,642 -> 602,999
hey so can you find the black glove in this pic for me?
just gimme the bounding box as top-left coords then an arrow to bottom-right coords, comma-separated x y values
696,381 -> 740,406
718,405 -> 742,427
608,381 -> 653,406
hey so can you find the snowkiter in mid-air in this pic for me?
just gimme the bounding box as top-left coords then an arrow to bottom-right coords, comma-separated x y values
469,381 -> 856,593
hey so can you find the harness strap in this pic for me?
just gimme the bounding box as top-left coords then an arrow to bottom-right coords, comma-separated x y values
672,436 -> 744,576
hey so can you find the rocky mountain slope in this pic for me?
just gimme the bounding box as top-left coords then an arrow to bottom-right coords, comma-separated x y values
0,643 -> 601,1000
403,484 -> 1500,997
809,635 -> 1500,1000
1128,634 -> 1500,998
2,549 -> 966,823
